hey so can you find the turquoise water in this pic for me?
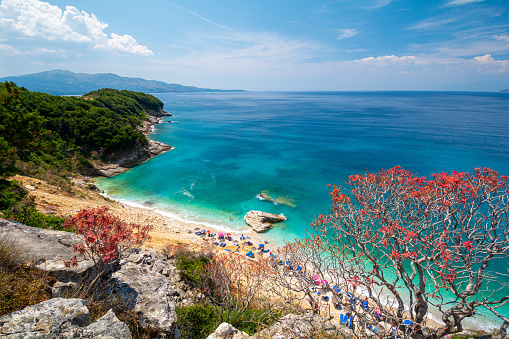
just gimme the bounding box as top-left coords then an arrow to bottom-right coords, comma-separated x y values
96,91 -> 509,328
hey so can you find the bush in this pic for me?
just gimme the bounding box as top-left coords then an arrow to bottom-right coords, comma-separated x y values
166,244 -> 213,287
3,201 -> 67,231
177,304 -> 221,339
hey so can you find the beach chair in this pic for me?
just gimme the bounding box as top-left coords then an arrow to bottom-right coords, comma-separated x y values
362,301 -> 369,310
246,250 -> 253,256
348,316 -> 353,329
263,248 -> 270,253
368,325 -> 378,333
213,242 -> 219,245
339,314 -> 345,325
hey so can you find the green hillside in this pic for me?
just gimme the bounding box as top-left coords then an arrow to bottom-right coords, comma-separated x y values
0,82 -> 165,227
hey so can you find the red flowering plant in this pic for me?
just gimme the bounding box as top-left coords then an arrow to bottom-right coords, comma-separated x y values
64,206 -> 152,296
289,167 -> 509,339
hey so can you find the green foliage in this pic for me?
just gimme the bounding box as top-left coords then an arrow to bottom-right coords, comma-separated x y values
0,82 -> 163,178
3,204 -> 67,231
167,244 -> 213,287
177,304 -> 221,339
0,179 -> 26,211
177,304 -> 281,338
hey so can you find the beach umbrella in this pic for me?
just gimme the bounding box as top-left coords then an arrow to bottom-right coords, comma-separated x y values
313,275 -> 319,281
218,232 -> 223,237
259,244 -> 265,248
297,266 -> 302,271
226,233 -> 231,236
207,230 -> 210,233
201,229 -> 205,233
286,261 -> 292,265
323,279 -> 329,286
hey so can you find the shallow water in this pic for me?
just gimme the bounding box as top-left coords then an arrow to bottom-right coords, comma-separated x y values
96,91 -> 509,329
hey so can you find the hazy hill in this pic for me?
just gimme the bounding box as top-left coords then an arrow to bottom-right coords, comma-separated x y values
0,70 -> 243,95
500,89 -> 509,93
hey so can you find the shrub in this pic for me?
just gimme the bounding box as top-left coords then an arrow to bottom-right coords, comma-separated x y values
166,244 -> 213,288
176,304 -> 221,339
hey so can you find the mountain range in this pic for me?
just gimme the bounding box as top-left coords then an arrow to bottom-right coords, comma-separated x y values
0,70 -> 243,95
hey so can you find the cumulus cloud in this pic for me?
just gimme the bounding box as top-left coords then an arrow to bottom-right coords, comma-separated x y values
336,29 -> 358,40
0,0 -> 152,55
107,33 -> 153,56
473,54 -> 509,73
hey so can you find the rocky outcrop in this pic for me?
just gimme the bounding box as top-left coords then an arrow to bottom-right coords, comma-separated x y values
1,219 -> 180,338
92,140 -> 172,177
108,261 -> 178,336
0,297 -> 131,339
244,210 -> 286,233
250,314 -> 339,339
207,323 -> 249,339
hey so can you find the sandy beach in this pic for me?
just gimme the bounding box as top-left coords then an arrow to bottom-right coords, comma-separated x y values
10,174 -> 275,254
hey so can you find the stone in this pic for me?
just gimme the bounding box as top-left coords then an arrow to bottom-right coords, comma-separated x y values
0,298 -> 90,338
250,314 -> 338,339
207,323 -> 249,339
0,298 -> 131,339
109,262 -> 178,337
244,210 -> 286,233
83,309 -> 132,339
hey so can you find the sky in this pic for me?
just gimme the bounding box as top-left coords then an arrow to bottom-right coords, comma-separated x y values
0,0 -> 508,91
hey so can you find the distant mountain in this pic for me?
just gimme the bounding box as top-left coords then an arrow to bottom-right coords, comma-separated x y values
500,89 -> 509,93
0,70 -> 243,95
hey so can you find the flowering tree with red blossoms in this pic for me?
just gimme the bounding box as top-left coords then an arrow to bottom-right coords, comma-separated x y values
64,206 -> 152,296
290,167 -> 509,339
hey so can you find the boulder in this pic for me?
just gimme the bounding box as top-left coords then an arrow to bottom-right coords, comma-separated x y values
244,210 -> 286,233
0,297 -> 131,338
207,323 -> 249,339
108,261 -> 178,337
250,314 -> 338,339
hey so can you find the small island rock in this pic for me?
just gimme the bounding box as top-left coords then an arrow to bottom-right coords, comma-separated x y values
244,210 -> 286,233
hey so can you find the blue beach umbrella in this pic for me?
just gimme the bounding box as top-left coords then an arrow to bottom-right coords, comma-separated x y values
286,261 -> 292,265
259,244 -> 264,248
297,266 -> 302,271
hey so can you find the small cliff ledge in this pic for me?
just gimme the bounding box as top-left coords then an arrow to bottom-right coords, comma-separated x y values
244,210 -> 286,233
90,109 -> 173,177
91,140 -> 172,177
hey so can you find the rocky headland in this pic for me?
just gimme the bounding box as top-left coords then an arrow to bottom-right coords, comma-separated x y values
89,109 -> 173,177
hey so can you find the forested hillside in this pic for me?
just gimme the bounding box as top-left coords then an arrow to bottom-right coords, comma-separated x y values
0,81 -> 165,227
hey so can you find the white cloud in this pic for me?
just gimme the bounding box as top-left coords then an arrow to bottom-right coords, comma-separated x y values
107,33 -> 153,56
445,0 -> 484,6
356,55 -> 418,64
365,0 -> 397,9
472,54 -> 509,73
336,29 -> 358,40
473,53 -> 495,62
0,0 -> 152,55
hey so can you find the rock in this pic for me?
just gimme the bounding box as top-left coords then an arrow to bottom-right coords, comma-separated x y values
207,323 -> 249,339
83,309 -> 132,339
25,184 -> 36,191
0,298 -> 90,338
0,219 -> 82,265
90,140 -> 172,177
244,210 -> 286,233
0,298 -> 131,339
109,262 -> 178,337
250,314 -> 338,339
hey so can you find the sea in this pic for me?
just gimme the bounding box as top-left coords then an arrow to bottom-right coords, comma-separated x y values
95,91 -> 509,330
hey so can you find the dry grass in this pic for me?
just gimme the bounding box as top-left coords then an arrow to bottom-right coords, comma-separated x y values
0,234 -> 55,316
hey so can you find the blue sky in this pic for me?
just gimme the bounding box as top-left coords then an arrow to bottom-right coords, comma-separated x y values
0,0 -> 508,91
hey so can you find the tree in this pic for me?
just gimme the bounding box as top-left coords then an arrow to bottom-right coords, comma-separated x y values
64,206 -> 152,296
284,167 -> 509,339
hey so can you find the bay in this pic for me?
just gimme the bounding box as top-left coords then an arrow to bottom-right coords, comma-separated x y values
96,91 -> 509,329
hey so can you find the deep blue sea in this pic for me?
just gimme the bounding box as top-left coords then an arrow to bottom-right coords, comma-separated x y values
96,91 -> 509,329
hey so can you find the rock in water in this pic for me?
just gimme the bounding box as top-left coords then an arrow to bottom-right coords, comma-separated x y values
244,210 -> 286,233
